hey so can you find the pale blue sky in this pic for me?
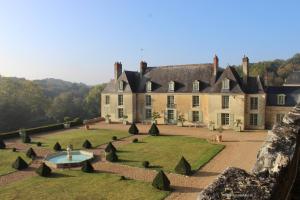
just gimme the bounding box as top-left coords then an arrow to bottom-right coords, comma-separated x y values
0,0 -> 299,85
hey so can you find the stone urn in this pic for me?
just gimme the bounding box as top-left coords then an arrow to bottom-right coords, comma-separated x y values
64,123 -> 71,129
85,124 -> 90,130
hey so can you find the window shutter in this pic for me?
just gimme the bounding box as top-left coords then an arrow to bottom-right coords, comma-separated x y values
188,111 -> 192,122
217,113 -> 221,126
258,114 -> 262,126
116,108 -> 118,119
199,111 -> 203,123
164,110 -> 168,124
230,114 -> 234,127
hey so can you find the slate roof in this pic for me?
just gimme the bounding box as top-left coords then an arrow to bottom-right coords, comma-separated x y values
103,63 -> 265,94
266,86 -> 300,106
285,71 -> 300,85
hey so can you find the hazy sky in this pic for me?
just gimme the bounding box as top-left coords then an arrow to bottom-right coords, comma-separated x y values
0,0 -> 299,85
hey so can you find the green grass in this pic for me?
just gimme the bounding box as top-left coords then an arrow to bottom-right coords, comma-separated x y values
0,170 -> 169,200
118,135 -> 224,173
32,128 -> 130,150
0,149 -> 31,176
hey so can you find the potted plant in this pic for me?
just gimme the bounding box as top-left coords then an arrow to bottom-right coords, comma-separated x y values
122,115 -> 128,125
208,121 -> 215,131
216,126 -> 223,142
151,112 -> 161,124
234,119 -> 242,132
83,120 -> 90,130
105,114 -> 111,124
177,114 -> 186,127
63,116 -> 71,129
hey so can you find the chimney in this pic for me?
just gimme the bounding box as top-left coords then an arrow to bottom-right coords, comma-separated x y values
242,55 -> 249,85
114,62 -> 122,82
213,55 -> 219,76
140,61 -> 147,75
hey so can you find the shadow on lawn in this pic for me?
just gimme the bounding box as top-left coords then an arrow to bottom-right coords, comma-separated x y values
48,172 -> 75,178
192,171 -> 219,177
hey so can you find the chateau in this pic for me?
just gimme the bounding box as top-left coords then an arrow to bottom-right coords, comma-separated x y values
101,56 -> 300,130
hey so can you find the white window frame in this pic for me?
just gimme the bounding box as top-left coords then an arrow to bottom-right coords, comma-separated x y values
221,113 -> 230,125
222,96 -> 229,109
105,95 -> 110,105
222,78 -> 230,90
118,94 -> 123,106
193,80 -> 199,92
118,81 -> 124,91
168,81 -> 175,92
249,113 -> 258,126
167,95 -> 175,107
250,97 -> 258,110
146,81 -> 152,92
192,96 -> 199,107
192,111 -> 199,122
145,109 -> 152,119
277,94 -> 286,105
118,108 -> 124,118
145,95 -> 151,106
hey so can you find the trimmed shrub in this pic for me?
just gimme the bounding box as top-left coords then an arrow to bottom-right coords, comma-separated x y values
53,142 -> 62,151
82,140 -> 92,149
0,138 -> 6,149
152,170 -> 171,191
142,161 -> 150,168
106,151 -> 118,162
20,131 -> 31,143
37,142 -> 42,147
112,136 -> 117,141
12,147 -> 17,152
36,163 -> 52,177
12,156 -> 28,170
105,142 -> 116,153
128,123 -> 139,135
81,160 -> 94,173
132,138 -> 138,143
120,176 -> 126,180
148,123 -> 160,136
26,148 -> 37,159
174,156 -> 192,175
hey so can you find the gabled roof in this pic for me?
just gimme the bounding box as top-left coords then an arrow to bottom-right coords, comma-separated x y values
266,86 -> 300,106
284,71 -> 300,85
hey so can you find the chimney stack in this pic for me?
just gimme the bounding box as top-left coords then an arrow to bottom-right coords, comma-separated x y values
242,55 -> 249,85
140,61 -> 147,75
114,62 -> 122,82
213,55 -> 219,76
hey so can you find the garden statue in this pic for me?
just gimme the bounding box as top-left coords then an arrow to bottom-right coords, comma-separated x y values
67,144 -> 73,161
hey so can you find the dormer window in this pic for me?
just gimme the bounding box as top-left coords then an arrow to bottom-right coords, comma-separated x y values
222,78 -> 230,90
168,81 -> 175,92
277,94 -> 286,105
146,81 -> 152,92
118,81 -> 124,91
193,80 -> 200,92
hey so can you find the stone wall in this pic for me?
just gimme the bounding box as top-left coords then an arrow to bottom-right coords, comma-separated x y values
198,103 -> 300,200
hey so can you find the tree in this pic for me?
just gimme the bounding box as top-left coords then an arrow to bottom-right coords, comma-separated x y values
106,151 -> 118,162
26,148 -> 37,159
152,170 -> 170,191
84,84 -> 106,117
174,156 -> 192,175
12,156 -> 28,170
81,160 -> 94,173
36,163 -> 52,177
53,142 -> 62,151
148,123 -> 160,136
105,142 -> 116,153
128,123 -> 139,135
0,138 -> 6,149
82,140 -> 92,149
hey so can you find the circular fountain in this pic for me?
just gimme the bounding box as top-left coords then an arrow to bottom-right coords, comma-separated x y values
45,144 -> 94,168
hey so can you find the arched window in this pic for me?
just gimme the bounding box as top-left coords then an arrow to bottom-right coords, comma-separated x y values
146,81 -> 152,92
222,78 -> 230,90
168,81 -> 175,92
193,80 -> 200,92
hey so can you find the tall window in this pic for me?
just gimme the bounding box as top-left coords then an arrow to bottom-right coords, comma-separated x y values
145,109 -> 152,119
250,114 -> 258,126
221,113 -> 230,125
222,96 -> 229,109
118,108 -> 124,118
276,113 -> 285,123
168,81 -> 175,92
105,95 -> 110,104
118,95 -> 123,106
118,81 -> 124,91
146,81 -> 152,92
192,96 -> 199,107
167,96 -> 175,107
222,79 -> 230,90
192,111 -> 199,122
277,94 -> 286,105
250,97 -> 258,110
193,80 -> 199,92
145,95 -> 152,106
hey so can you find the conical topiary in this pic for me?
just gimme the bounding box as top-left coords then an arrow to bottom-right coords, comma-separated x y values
81,160 -> 94,173
174,156 -> 192,175
148,123 -> 160,136
128,123 -> 139,135
12,156 -> 28,170
53,142 -> 62,151
105,142 -> 116,153
106,151 -> 118,162
82,139 -> 92,149
26,147 -> 37,159
36,163 -> 52,177
152,170 -> 170,191
0,138 -> 6,149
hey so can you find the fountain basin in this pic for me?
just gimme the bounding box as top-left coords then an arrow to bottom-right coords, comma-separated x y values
44,150 -> 94,168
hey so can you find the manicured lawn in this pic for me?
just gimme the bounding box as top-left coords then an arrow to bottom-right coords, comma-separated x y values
33,128 -> 130,150
118,135 -> 224,173
0,170 -> 169,200
0,149 -> 31,176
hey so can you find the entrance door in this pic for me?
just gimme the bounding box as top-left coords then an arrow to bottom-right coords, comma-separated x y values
167,110 -> 174,124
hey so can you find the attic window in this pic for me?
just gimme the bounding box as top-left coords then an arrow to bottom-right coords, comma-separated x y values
193,80 -> 200,92
168,81 -> 175,92
146,81 -> 152,92
118,81 -> 124,91
222,79 -> 230,90
277,94 -> 286,105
